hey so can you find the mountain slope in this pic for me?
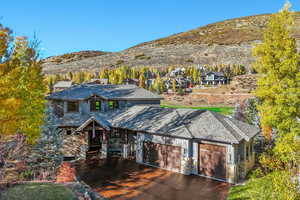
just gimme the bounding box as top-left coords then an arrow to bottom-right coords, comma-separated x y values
42,12 -> 300,74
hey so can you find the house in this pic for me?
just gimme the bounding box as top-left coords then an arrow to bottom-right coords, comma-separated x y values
170,68 -> 185,77
53,81 -> 73,92
87,78 -> 108,85
124,78 -> 139,86
201,72 -> 228,85
47,84 -> 259,183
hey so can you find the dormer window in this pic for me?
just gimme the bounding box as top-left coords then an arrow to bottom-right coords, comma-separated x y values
90,99 -> 102,112
108,101 -> 119,109
67,101 -> 79,112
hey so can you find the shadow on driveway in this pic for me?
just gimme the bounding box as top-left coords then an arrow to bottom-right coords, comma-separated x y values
75,158 -> 231,200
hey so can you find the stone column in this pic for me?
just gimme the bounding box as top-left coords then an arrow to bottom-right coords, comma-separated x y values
100,131 -> 108,159
123,144 -> 129,159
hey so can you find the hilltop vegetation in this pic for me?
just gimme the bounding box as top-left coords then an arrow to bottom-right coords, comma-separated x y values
42,12 -> 300,74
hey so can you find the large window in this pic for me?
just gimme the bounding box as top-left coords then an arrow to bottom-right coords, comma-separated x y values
90,99 -> 102,112
67,101 -> 79,112
108,101 -> 119,109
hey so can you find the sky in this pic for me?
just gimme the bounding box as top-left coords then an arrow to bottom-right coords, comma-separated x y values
0,0 -> 299,58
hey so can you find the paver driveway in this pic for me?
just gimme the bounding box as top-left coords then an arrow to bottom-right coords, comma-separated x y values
75,158 -> 231,200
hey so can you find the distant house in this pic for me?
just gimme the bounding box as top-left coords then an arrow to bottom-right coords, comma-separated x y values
53,81 -> 73,92
165,78 -> 192,90
170,68 -> 185,77
124,78 -> 139,86
201,72 -> 228,85
88,78 -> 109,85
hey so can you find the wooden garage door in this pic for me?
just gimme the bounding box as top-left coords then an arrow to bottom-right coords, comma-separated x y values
143,142 -> 181,172
198,143 -> 226,180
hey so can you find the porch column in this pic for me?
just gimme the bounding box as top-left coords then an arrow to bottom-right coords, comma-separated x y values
123,131 -> 129,159
100,131 -> 108,159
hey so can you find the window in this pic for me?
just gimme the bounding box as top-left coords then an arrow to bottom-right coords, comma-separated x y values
206,74 -> 215,80
67,101 -> 79,112
66,130 -> 72,135
108,101 -> 119,109
90,99 -> 102,112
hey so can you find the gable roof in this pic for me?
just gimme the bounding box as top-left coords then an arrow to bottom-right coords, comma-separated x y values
202,72 -> 225,77
57,106 -> 259,144
47,84 -> 164,101
106,106 -> 259,144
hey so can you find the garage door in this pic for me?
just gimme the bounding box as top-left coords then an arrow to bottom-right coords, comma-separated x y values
198,143 -> 226,180
143,141 -> 181,172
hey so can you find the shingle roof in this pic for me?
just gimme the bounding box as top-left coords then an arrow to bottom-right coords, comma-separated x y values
201,72 -> 225,77
57,106 -> 259,144
47,84 -> 164,101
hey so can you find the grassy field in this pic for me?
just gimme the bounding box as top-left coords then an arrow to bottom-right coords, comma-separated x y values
0,183 -> 76,200
160,105 -> 234,115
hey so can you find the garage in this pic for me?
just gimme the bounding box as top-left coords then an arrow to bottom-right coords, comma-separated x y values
143,141 -> 181,172
198,143 -> 227,180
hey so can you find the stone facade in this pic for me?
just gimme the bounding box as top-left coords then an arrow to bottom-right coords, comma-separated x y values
61,130 -> 88,160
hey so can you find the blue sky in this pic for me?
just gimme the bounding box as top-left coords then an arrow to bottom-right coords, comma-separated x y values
0,0 -> 298,57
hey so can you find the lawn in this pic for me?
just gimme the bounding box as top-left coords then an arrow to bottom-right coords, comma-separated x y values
0,183 -> 77,200
160,104 -> 234,115
227,184 -> 252,200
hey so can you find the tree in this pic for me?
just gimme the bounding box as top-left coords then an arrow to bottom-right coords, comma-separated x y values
139,72 -> 146,88
172,79 -> 177,93
253,3 -> 300,137
235,3 -> 300,199
26,106 -> 63,180
0,30 -> 46,144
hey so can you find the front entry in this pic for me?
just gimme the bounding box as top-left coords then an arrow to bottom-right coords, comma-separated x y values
88,130 -> 103,152
198,143 -> 227,181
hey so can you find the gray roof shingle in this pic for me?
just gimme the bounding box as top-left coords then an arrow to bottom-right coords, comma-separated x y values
56,106 -> 259,144
47,84 -> 163,101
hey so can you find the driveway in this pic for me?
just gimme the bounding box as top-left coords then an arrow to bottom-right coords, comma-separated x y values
75,158 -> 231,200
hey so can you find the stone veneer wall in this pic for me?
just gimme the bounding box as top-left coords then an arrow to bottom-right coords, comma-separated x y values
61,130 -> 88,160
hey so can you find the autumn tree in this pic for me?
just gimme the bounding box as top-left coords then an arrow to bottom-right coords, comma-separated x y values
253,3 -> 300,138
0,28 -> 46,144
235,3 -> 300,199
172,79 -> 177,92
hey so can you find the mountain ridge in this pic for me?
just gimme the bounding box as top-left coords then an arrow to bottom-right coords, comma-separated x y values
42,12 -> 300,74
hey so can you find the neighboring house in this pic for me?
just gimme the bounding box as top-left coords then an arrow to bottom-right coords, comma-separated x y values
53,81 -> 73,92
165,78 -> 192,90
124,78 -> 139,86
47,84 -> 259,184
170,68 -> 185,77
88,78 -> 108,85
201,72 -> 228,85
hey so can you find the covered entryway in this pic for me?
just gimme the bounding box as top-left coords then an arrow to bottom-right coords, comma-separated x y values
198,143 -> 227,181
143,141 -> 181,172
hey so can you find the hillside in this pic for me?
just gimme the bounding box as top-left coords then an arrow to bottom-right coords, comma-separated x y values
42,12 -> 300,74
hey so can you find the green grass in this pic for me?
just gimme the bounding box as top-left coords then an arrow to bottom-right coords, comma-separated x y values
227,184 -> 252,200
160,105 -> 234,115
0,183 -> 77,200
